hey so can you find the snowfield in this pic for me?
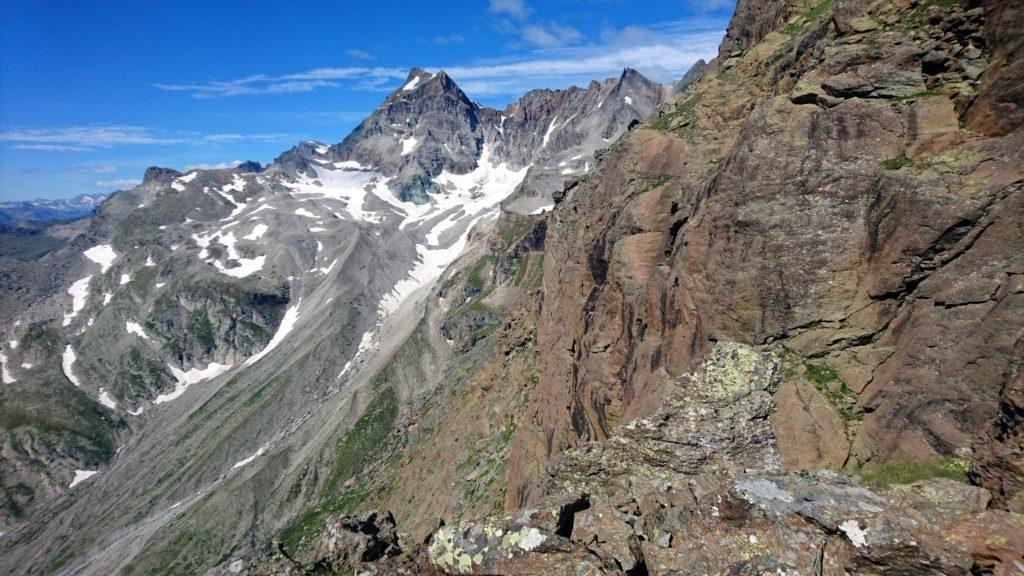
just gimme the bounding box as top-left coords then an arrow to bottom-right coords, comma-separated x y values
83,244 -> 117,272
63,275 -> 93,326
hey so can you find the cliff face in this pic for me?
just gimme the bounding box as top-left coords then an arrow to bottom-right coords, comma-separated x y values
509,0 -> 1024,506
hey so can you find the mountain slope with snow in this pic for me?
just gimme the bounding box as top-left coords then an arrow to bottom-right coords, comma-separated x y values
0,67 -> 663,574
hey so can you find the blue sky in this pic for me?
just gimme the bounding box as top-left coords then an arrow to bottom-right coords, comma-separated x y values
0,0 -> 732,201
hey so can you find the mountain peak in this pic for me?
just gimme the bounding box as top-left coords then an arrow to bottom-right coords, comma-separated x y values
142,166 -> 181,184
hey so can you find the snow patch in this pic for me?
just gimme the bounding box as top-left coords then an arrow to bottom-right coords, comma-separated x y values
63,275 -> 93,326
402,76 -> 421,91
97,389 -> 117,410
69,470 -> 98,488
231,446 -> 267,469
335,160 -> 369,170
126,321 -> 150,340
530,203 -> 555,215
542,116 -> 558,148
624,95 -> 633,105
244,223 -> 268,240
119,272 -> 131,285
400,136 -> 418,156
314,259 -> 338,275
0,352 -> 15,384
154,361 -> 234,404
83,244 -> 117,272
376,145 -> 528,316
295,208 -> 316,218
62,345 -> 82,387
245,300 -> 301,367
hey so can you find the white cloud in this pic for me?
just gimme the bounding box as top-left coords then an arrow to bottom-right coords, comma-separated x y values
522,23 -> 582,48
154,67 -> 407,98
489,0 -> 531,20
184,160 -> 242,171
153,20 -> 723,100
1,125 -> 184,149
2,126 -> 295,153
12,144 -> 91,152
346,48 -> 376,61
203,133 -> 293,143
69,165 -> 118,173
94,179 -> 139,189
445,31 -> 723,96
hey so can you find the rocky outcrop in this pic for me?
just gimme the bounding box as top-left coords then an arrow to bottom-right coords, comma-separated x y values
509,0 -> 1024,510
549,343 -> 782,497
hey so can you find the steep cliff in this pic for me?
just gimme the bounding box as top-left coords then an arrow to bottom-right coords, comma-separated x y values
509,0 -> 1024,508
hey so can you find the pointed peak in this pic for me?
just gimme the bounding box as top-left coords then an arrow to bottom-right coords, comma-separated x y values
405,67 -> 429,82
399,67 -> 436,92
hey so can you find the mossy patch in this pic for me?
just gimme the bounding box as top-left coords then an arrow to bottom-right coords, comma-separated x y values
649,93 -> 702,136
859,457 -> 970,489
880,154 -> 913,170
804,362 -> 840,385
803,361 -> 861,421
780,0 -> 840,37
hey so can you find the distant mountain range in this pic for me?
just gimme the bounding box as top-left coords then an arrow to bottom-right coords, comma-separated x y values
0,194 -> 108,225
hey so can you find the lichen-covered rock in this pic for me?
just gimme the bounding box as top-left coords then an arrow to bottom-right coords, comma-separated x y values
426,520 -> 616,576
550,342 -> 781,499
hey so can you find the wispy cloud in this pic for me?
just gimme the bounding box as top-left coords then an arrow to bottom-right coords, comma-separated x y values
68,165 -> 118,173
153,67 -> 407,98
185,160 -> 242,171
521,23 -> 582,48
152,19 -> 723,101
94,178 -> 139,189
489,0 -> 531,20
433,33 -> 466,45
1,125 -> 296,152
446,25 -> 724,96
1,125 -> 184,151
203,133 -> 294,143
12,144 -> 93,152
345,48 -> 376,61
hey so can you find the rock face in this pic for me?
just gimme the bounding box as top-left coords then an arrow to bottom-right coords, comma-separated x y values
508,0 -> 1024,512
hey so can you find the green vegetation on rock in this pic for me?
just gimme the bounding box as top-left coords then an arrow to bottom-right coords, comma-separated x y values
649,93 -> 701,136
781,0 -> 839,36
280,386 -> 398,558
859,457 -> 970,488
880,154 -> 914,170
